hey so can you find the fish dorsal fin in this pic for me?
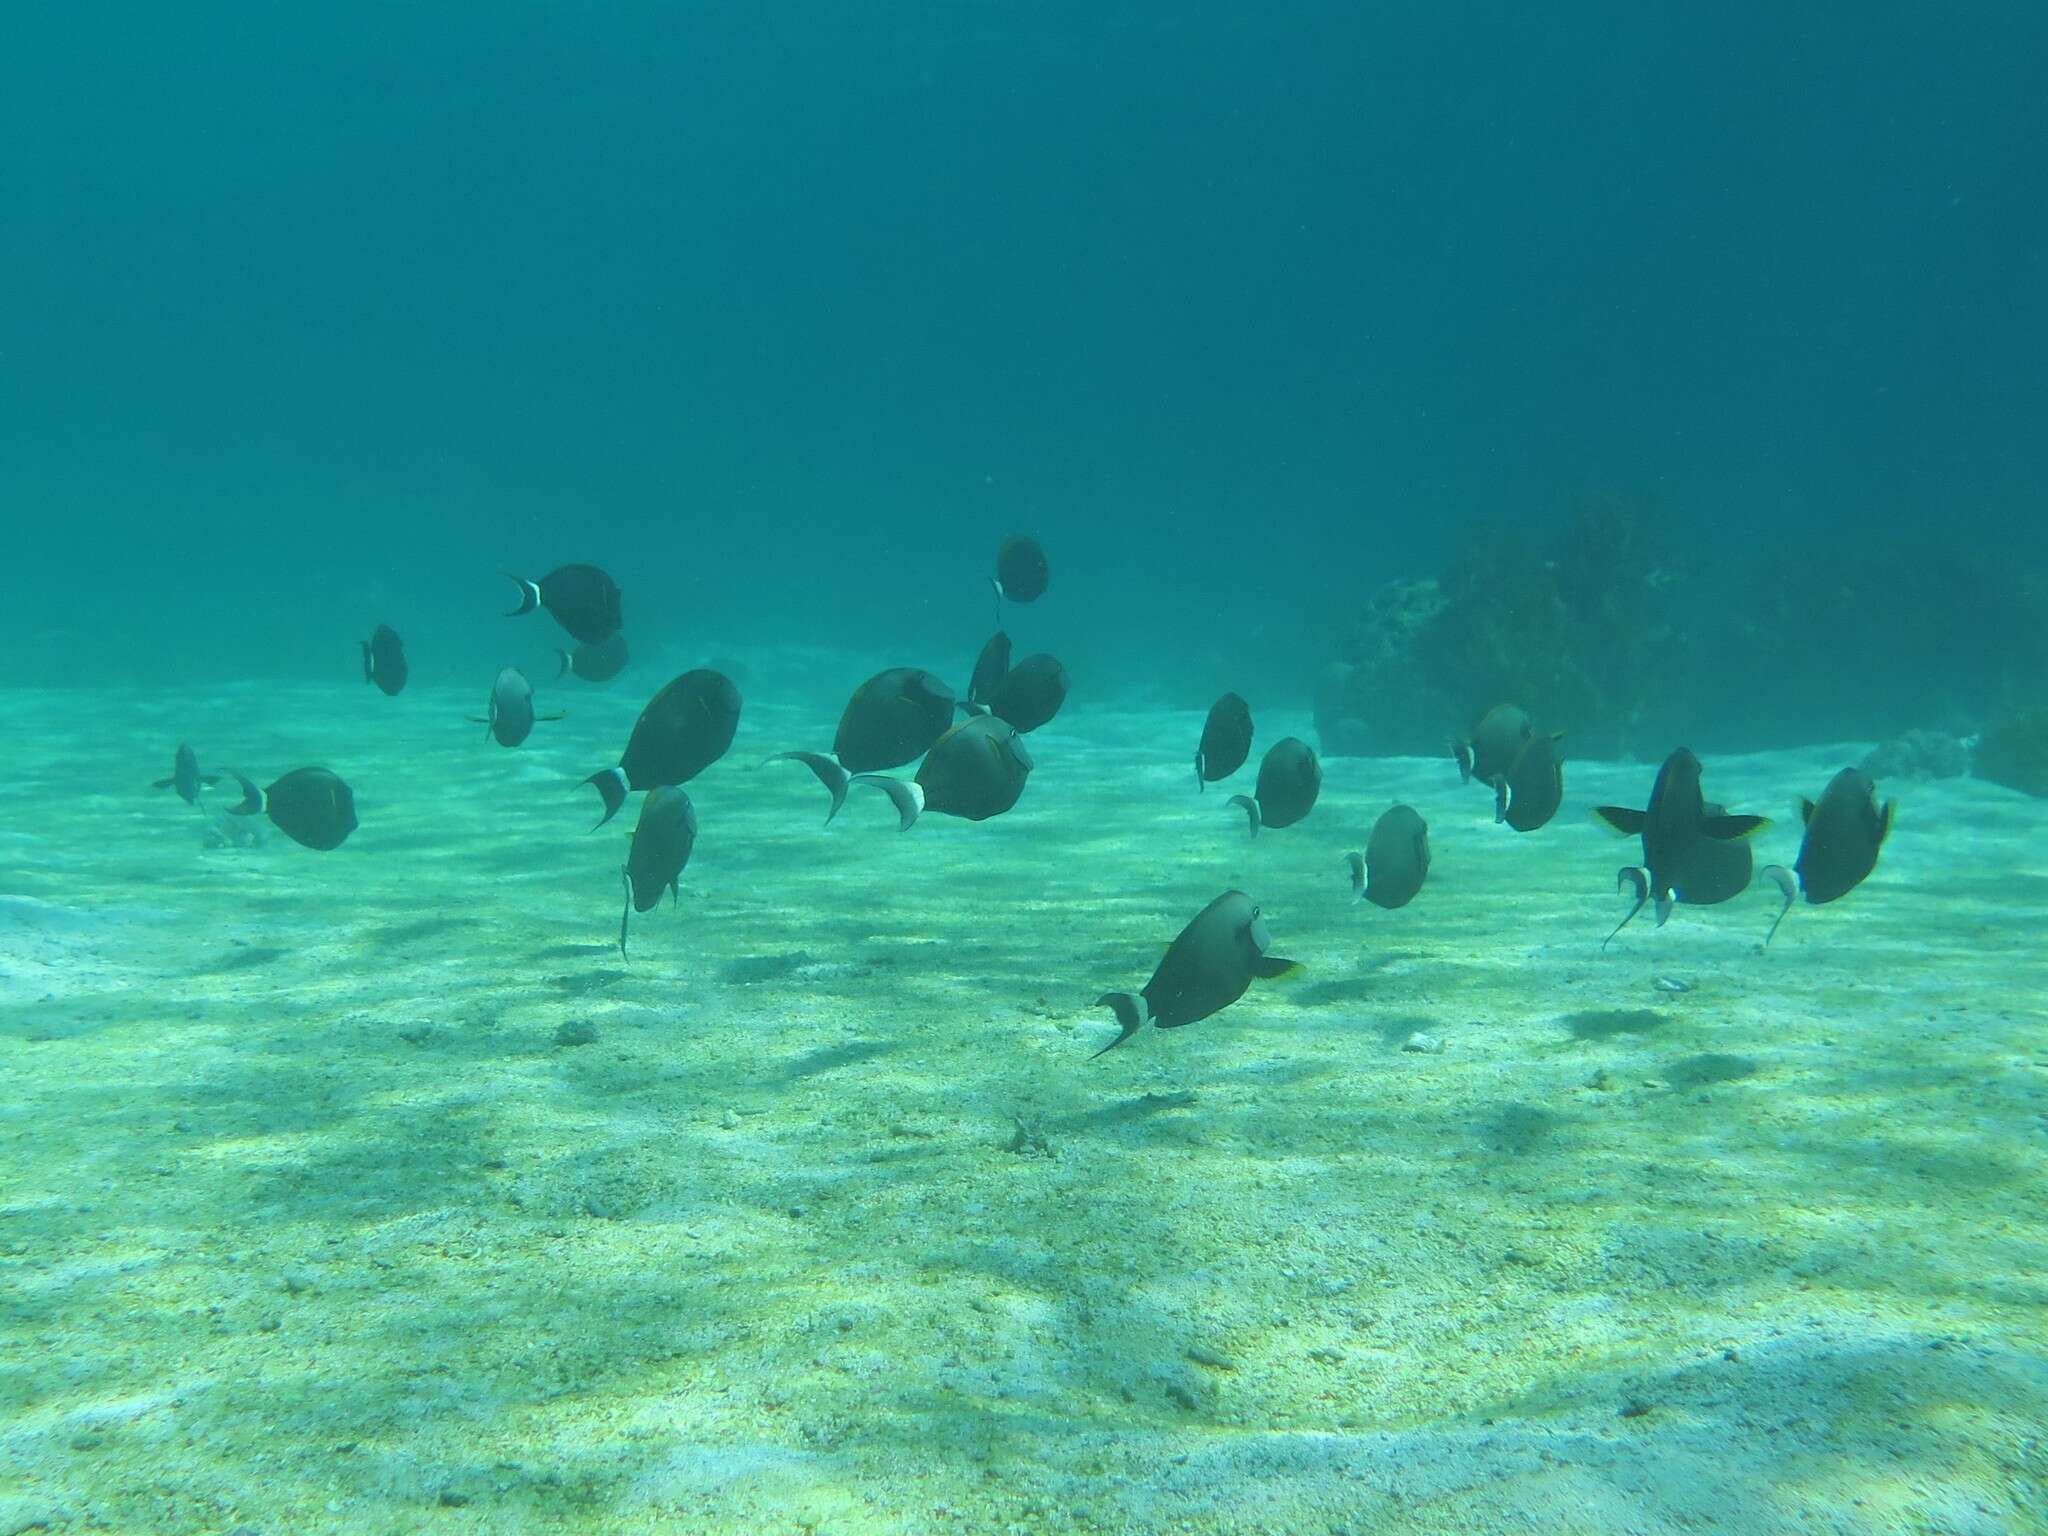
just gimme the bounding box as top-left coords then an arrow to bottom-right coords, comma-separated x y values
1593,805 -> 1646,836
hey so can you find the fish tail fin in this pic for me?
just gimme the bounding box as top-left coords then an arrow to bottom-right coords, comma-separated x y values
1345,851 -> 1366,900
586,767 -> 629,828
1453,741 -> 1474,783
502,573 -> 541,617
765,752 -> 851,824
1227,793 -> 1261,837
1603,866 -> 1649,949
1759,864 -> 1797,950
225,773 -> 263,817
851,774 -> 924,832
1090,992 -> 1149,1058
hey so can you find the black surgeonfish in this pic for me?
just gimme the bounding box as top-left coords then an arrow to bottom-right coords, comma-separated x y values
968,631 -> 1012,707
361,624 -> 407,696
1194,692 -> 1254,791
1761,768 -> 1894,948
474,667 -> 561,748
1347,804 -> 1430,910
993,534 -> 1049,604
556,631 -> 629,684
153,743 -> 219,805
587,669 -> 743,826
974,652 -> 1068,734
226,767 -> 357,851
1595,748 -> 1768,945
836,668 -> 958,773
1454,703 -> 1534,815
850,714 -> 1033,830
765,667 -> 957,823
1500,731 -> 1565,832
619,785 -> 696,957
1091,890 -> 1301,1058
1229,737 -> 1321,835
503,563 -> 622,646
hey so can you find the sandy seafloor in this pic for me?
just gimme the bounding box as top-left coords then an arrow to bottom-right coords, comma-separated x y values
2,649 -> 2044,1536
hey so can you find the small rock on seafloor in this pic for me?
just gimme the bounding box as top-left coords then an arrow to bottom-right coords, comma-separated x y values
1401,1032 -> 1444,1054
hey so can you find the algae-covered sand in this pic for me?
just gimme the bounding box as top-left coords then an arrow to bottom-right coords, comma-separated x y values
3,665 -> 2044,1535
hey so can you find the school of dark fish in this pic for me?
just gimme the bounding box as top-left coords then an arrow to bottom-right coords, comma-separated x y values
157,529 -> 1893,1053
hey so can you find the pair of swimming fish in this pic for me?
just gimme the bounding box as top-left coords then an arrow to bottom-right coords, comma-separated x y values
155,745 -> 357,851
1454,704 -> 1565,833
771,663 -> 1042,830
1597,749 -> 1891,945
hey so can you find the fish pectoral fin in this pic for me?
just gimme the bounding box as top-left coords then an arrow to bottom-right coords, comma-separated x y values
1251,955 -> 1303,980
1593,806 -> 1647,835
1344,852 -> 1366,900
1227,793 -> 1261,837
1493,778 -> 1509,824
151,777 -> 174,790
1701,813 -> 1769,841
618,866 -> 632,959
538,711 -> 568,723
1876,799 -> 1896,844
1796,796 -> 1816,826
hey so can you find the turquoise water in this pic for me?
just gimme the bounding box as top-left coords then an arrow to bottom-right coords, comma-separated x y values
4,5 -> 2047,1533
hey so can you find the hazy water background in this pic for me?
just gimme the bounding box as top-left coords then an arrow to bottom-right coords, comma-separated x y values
4,3 -> 2044,734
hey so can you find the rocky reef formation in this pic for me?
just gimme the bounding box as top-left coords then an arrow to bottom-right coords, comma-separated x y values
1312,578 -> 1447,756
1315,491 -> 2048,760
1974,693 -> 2048,798
1317,494 -> 1674,759
1860,730 -> 1971,782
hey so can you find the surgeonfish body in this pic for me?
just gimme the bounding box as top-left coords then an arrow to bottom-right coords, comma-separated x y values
1091,890 -> 1301,1057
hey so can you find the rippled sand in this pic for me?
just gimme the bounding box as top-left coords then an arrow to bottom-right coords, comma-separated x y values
3,661 -> 2043,1534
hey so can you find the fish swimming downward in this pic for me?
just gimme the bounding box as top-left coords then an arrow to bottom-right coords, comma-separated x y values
1091,890 -> 1301,1057
619,785 -> 697,957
